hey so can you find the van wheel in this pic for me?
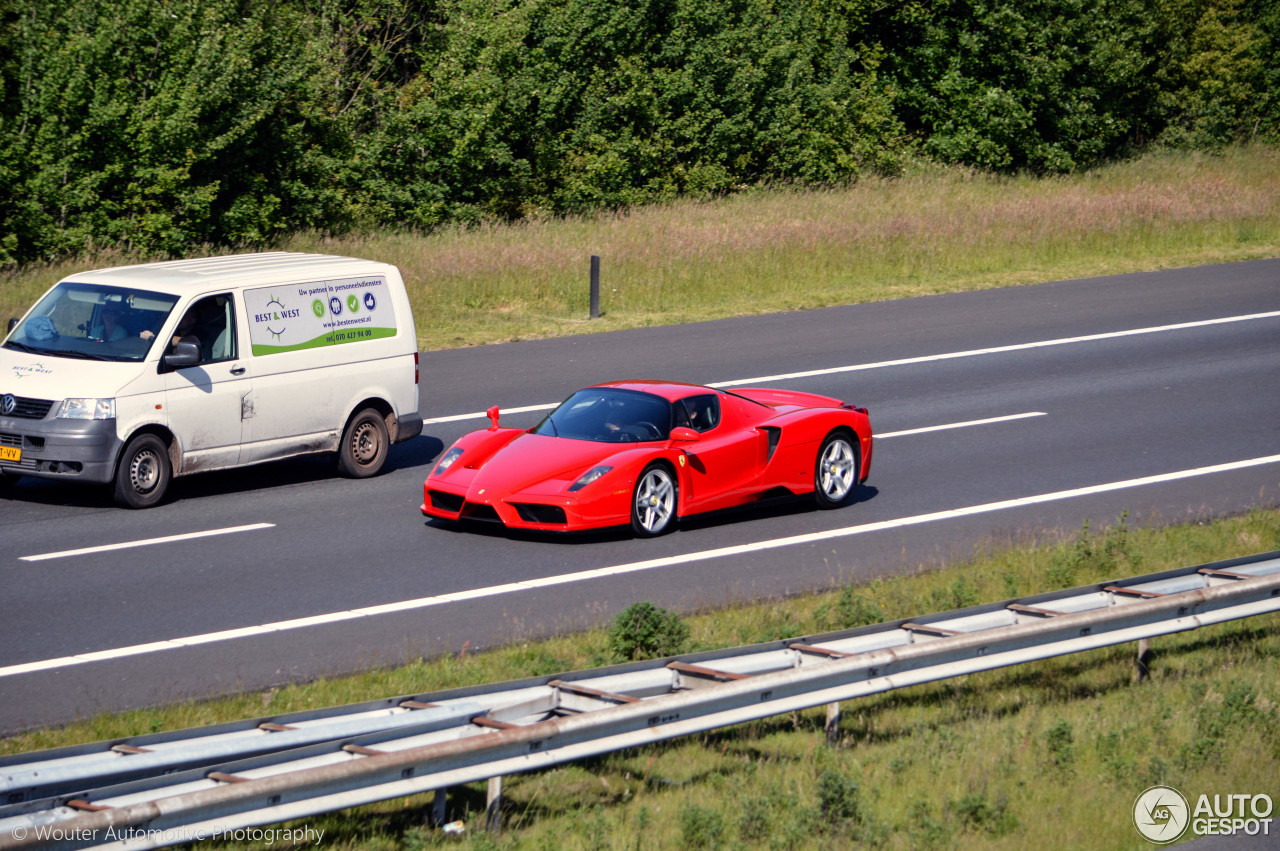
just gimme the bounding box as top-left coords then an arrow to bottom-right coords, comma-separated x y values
114,433 -> 171,509
338,408 -> 389,478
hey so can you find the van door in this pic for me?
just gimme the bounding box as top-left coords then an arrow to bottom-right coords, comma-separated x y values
162,294 -> 251,473
239,276 -> 399,463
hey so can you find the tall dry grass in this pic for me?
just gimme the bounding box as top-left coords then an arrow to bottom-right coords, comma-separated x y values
3,144 -> 1279,350
288,144 -> 1280,348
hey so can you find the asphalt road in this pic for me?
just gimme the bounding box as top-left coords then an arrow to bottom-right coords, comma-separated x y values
1,259 -> 1278,734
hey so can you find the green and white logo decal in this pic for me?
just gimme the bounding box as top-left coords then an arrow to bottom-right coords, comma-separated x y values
246,276 -> 397,356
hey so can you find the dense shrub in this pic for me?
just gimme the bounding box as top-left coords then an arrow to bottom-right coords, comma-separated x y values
0,0 -> 1275,265
607,601 -> 690,662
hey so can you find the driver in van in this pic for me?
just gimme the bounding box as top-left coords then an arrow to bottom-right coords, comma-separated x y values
93,303 -> 128,342
140,309 -> 200,354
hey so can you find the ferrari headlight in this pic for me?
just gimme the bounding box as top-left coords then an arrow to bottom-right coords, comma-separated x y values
57,398 -> 116,420
569,465 -> 612,492
433,447 -> 464,476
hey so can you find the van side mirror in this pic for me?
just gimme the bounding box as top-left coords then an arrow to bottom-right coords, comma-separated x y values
163,341 -> 202,370
6,318 -> 16,333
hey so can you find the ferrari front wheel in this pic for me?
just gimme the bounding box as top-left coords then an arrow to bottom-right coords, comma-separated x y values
632,463 -> 677,537
814,430 -> 859,509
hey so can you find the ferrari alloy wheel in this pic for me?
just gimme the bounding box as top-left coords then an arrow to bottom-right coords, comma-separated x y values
632,463 -> 677,537
338,407 -> 389,478
814,430 -> 858,509
113,433 -> 171,509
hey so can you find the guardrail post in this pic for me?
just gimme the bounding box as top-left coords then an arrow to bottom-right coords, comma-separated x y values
429,786 -> 447,827
825,702 -> 841,743
1136,638 -> 1152,682
486,776 -> 503,834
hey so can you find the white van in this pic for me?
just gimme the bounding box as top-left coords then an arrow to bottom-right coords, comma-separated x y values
0,252 -> 422,507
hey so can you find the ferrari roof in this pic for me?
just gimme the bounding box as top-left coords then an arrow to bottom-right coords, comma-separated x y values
589,380 -> 714,401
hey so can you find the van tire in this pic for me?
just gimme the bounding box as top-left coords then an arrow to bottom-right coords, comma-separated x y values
114,433 -> 171,509
338,408 -> 389,478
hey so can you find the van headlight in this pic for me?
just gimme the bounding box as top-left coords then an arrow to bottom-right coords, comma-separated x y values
57,398 -> 116,420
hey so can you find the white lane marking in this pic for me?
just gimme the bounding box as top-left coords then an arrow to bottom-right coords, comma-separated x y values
709,309 -> 1280,387
4,452 -> 1279,678
423,310 -> 1280,424
878,412 -> 1046,439
19,524 -> 276,563
426,403 -> 556,425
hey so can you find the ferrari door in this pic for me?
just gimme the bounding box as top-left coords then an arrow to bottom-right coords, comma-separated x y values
675,393 -> 765,513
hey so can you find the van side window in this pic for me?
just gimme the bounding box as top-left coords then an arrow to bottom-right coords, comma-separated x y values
190,294 -> 236,363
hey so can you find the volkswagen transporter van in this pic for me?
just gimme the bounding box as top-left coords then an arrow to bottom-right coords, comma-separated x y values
0,252 -> 423,507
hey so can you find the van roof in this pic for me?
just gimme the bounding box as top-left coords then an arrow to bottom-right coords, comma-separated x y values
65,253 -> 396,294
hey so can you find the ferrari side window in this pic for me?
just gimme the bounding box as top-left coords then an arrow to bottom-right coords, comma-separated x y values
679,394 -> 720,433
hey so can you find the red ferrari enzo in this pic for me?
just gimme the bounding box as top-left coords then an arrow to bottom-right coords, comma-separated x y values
421,380 -> 872,537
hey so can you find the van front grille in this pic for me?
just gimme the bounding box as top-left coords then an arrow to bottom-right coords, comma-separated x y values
1,395 -> 54,420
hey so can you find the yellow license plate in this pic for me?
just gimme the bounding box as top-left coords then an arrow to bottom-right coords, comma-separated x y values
0,446 -> 20,463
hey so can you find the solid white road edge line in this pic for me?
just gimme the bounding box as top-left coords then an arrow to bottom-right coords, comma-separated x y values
422,310 -> 1280,425
4,453 -> 1279,678
877,412 -> 1046,438
19,524 -> 277,563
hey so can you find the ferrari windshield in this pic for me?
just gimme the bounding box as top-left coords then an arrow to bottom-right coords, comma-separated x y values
3,282 -> 179,362
534,388 -> 673,443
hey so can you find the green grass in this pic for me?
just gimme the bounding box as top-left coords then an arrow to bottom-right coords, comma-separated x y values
4,509 -> 1278,849
3,144 -> 1280,351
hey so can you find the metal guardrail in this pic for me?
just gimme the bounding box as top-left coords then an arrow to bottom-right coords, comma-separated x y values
2,550 -> 1278,850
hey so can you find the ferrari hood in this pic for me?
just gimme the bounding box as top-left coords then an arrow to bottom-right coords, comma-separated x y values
468,433 -> 621,496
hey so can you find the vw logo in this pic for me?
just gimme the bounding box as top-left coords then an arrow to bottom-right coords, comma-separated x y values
1,394 -> 15,416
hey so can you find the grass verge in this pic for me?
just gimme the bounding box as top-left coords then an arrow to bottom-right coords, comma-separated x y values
4,508 -> 1278,849
3,144 -> 1280,351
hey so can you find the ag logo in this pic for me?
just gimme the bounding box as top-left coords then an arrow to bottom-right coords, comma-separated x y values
1134,785 -> 1189,844
364,292 -> 377,311
329,296 -> 343,316
312,299 -> 326,318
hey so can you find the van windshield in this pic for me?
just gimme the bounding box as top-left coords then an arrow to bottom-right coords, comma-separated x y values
3,283 -> 179,363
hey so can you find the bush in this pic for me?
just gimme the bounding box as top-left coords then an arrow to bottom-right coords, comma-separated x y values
606,601 -> 690,662
1045,718 -> 1075,771
679,802 -> 724,849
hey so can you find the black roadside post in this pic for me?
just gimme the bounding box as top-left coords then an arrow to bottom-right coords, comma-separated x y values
590,254 -> 601,319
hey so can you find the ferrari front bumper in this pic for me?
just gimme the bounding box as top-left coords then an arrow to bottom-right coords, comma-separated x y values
421,484 -> 624,532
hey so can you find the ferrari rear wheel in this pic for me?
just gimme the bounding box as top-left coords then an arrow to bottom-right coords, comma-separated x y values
814,430 -> 859,509
632,463 -> 677,537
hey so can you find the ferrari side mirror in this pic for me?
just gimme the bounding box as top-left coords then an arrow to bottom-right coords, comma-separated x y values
670,426 -> 700,442
487,405 -> 500,429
